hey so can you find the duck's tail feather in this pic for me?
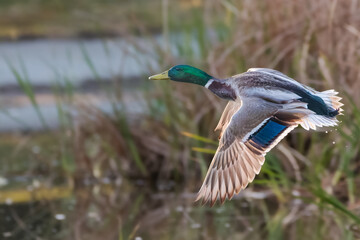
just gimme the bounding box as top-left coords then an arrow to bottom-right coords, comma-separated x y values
300,89 -> 343,131
316,89 -> 344,112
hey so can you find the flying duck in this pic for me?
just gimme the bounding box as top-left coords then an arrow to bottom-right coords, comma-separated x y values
149,65 -> 343,206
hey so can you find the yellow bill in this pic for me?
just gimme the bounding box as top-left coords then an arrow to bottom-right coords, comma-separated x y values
149,70 -> 170,80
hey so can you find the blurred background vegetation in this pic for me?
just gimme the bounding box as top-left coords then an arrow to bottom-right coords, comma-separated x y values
0,0 -> 360,239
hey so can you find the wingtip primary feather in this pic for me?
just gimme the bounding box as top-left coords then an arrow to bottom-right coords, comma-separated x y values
317,89 -> 344,114
195,186 -> 205,202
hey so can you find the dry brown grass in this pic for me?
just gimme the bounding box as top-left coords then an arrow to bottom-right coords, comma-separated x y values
206,0 -> 360,101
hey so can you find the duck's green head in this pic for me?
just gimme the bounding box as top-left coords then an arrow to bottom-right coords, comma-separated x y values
149,65 -> 213,86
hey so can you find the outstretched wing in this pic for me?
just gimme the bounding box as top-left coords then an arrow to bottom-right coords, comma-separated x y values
196,98 -> 300,206
214,101 -> 242,138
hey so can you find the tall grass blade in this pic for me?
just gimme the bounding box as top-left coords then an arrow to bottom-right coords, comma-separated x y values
192,147 -> 216,154
312,187 -> 360,224
181,131 -> 218,145
6,59 -> 48,129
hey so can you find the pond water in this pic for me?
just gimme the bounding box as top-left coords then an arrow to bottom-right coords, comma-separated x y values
0,177 -> 283,240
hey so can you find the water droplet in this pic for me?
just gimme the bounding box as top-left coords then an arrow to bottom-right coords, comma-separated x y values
135,237 -> 143,240
332,141 -> 336,144
55,214 -> 66,221
325,131 -> 328,133
225,223 -> 230,228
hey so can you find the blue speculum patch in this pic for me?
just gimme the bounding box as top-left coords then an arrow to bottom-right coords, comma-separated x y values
250,119 -> 287,147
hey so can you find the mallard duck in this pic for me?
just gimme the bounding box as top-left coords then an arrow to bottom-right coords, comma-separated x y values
149,65 -> 343,206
